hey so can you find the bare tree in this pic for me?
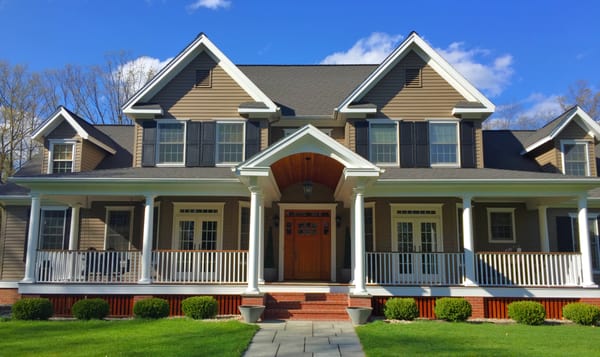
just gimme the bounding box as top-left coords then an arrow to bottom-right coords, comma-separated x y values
558,80 -> 600,120
0,62 -> 44,181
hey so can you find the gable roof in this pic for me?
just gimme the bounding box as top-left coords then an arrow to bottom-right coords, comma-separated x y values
31,106 -> 117,154
521,106 -> 600,154
336,31 -> 495,115
122,33 -> 278,115
239,65 -> 376,116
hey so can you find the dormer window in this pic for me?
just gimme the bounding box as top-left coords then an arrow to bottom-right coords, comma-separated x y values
48,140 -> 75,173
561,141 -> 589,176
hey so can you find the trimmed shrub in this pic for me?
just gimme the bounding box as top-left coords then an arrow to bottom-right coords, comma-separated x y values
507,301 -> 546,325
181,296 -> 219,319
12,298 -> 53,320
133,298 -> 169,319
71,298 -> 110,320
384,298 -> 419,321
434,297 -> 472,322
562,302 -> 600,326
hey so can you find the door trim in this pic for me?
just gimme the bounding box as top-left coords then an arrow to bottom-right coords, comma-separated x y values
278,203 -> 338,282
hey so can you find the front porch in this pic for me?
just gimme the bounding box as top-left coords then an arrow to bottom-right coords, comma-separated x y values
33,249 -> 585,288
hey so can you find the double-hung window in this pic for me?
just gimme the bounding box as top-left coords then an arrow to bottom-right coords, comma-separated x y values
48,141 -> 75,173
487,208 -> 516,243
369,121 -> 398,165
429,122 -> 459,166
216,122 -> 245,165
39,208 -> 67,249
561,141 -> 589,176
157,121 -> 185,165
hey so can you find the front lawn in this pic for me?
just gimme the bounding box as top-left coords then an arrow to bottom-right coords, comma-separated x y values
0,318 -> 258,356
357,320 -> 600,357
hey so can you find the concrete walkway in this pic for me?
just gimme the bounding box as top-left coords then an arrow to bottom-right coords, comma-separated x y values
243,320 -> 365,357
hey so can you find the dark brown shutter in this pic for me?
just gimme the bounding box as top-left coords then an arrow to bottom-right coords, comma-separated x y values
556,217 -> 574,252
63,209 -> 71,250
141,121 -> 157,167
200,121 -> 216,167
186,121 -> 202,167
355,120 -> 369,160
400,121 -> 415,167
460,121 -> 476,168
414,121 -> 430,167
245,120 -> 261,160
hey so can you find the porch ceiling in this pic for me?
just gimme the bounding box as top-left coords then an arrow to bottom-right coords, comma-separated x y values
271,152 -> 344,191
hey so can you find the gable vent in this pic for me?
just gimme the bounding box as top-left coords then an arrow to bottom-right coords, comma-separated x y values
405,68 -> 422,88
195,69 -> 212,88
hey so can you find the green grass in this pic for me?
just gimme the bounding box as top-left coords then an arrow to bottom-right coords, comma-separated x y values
357,320 -> 600,357
0,318 -> 258,357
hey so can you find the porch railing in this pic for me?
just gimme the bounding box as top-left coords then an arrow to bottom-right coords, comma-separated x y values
475,252 -> 583,287
35,250 -> 141,283
366,252 -> 465,285
152,250 -> 248,284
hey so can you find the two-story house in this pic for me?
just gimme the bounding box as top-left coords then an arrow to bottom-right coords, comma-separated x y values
1,32 -> 599,320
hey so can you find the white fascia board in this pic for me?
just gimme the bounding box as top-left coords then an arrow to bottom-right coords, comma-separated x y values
237,107 -> 276,114
32,107 -> 88,141
87,137 -> 117,155
235,167 -> 272,177
122,34 -> 278,113
339,107 -> 378,114
337,33 -> 495,113
452,107 -> 494,115
122,108 -> 163,115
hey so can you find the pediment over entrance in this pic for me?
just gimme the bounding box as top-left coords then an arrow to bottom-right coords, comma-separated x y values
234,124 -> 382,205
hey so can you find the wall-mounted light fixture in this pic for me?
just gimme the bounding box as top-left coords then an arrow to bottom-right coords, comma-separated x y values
273,215 -> 280,227
303,181 -> 313,199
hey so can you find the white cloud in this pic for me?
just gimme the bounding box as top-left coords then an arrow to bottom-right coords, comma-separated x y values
436,42 -> 514,97
187,0 -> 231,11
116,56 -> 172,94
521,93 -> 562,119
486,93 -> 562,130
320,33 -> 403,64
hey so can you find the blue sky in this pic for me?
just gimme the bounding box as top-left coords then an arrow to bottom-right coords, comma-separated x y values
1,0 -> 599,122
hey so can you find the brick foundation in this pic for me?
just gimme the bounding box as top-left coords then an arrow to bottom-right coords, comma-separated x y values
579,298 -> 600,307
464,296 -> 485,319
348,295 -> 372,308
0,289 -> 20,305
241,294 -> 266,306
132,295 -> 154,304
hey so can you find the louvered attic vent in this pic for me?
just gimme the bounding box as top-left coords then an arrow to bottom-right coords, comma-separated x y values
195,69 -> 212,87
405,68 -> 422,88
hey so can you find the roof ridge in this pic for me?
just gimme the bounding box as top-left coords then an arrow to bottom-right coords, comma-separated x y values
237,64 -> 379,67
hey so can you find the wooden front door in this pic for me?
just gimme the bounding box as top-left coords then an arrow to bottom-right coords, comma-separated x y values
284,210 -> 331,280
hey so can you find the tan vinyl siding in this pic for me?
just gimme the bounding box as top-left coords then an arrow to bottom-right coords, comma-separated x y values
555,121 -> 596,176
331,127 -> 345,146
361,51 -> 467,120
149,52 -> 253,119
0,206 -> 28,280
260,123 -> 269,151
475,121 -> 484,168
79,203 -> 143,250
133,121 -> 143,168
80,140 -> 107,172
532,142 -> 560,173
347,121 -> 356,152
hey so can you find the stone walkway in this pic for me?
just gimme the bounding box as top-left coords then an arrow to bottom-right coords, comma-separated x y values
243,320 -> 365,357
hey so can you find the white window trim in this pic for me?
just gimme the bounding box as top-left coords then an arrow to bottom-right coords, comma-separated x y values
368,119 -> 399,166
104,206 -> 134,250
238,201 -> 250,250
171,202 -> 225,250
560,140 -> 590,176
487,207 -> 516,243
47,139 -> 77,174
215,120 -> 246,167
365,202 -> 376,252
390,203 -> 444,251
38,206 -> 68,249
428,119 -> 461,168
155,119 -> 186,167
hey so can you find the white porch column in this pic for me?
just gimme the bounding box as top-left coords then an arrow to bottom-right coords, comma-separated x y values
139,195 -> 155,284
22,194 -> 41,283
462,195 -> 477,286
578,196 -> 597,287
352,186 -> 368,295
68,204 -> 80,251
258,202 -> 265,284
538,205 -> 550,252
245,185 -> 262,294
350,200 -> 355,284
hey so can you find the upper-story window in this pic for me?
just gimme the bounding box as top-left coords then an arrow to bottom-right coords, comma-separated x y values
157,121 -> 185,165
561,141 -> 589,176
369,121 -> 398,165
48,141 -> 75,173
429,121 -> 459,167
216,122 -> 245,165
